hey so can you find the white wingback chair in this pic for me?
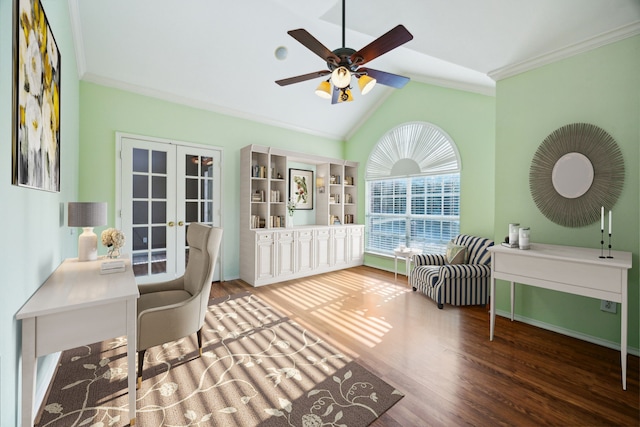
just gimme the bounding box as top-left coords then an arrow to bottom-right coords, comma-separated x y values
136,223 -> 223,386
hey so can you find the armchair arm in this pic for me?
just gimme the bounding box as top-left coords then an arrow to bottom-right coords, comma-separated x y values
138,277 -> 185,295
137,293 -> 203,351
439,264 -> 491,279
414,253 -> 447,266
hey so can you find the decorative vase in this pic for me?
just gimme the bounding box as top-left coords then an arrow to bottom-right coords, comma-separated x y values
287,215 -> 294,228
107,246 -> 121,259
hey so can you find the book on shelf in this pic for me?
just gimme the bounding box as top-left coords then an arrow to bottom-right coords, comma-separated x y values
270,190 -> 281,203
344,176 -> 354,185
344,214 -> 354,224
252,190 -> 265,202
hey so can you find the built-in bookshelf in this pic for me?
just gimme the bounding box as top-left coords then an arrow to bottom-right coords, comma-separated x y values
241,145 -> 359,230
240,145 -> 363,287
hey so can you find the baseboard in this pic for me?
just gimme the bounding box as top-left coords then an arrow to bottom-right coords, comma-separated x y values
495,310 -> 639,356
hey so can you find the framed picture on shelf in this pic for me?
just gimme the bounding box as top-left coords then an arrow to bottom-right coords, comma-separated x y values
12,0 -> 62,192
289,168 -> 313,210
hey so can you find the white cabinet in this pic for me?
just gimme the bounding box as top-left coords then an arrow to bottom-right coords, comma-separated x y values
255,232 -> 275,282
348,226 -> 364,263
315,228 -> 332,270
276,231 -> 296,277
297,229 -> 314,274
240,144 -> 363,287
333,227 -> 348,267
245,225 -> 364,287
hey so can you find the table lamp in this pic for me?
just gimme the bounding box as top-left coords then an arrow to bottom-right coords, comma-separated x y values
68,202 -> 107,261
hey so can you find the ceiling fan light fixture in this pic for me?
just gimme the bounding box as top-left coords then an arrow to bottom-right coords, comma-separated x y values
331,66 -> 351,89
315,80 -> 332,99
358,74 -> 376,95
338,88 -> 353,103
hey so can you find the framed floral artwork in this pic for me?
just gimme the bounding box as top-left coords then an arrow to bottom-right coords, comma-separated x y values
289,168 -> 313,210
12,0 -> 61,192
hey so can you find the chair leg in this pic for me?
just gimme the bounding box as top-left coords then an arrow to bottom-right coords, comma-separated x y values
437,303 -> 444,309
197,328 -> 203,357
137,349 -> 146,389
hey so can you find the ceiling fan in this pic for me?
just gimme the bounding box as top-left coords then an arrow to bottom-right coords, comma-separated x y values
275,0 -> 413,104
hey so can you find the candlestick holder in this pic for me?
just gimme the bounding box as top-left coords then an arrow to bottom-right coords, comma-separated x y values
599,229 -> 605,258
607,233 -> 614,259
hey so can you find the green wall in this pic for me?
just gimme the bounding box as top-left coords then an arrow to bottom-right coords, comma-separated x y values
79,82 -> 344,279
494,35 -> 640,349
0,0 -> 80,425
345,81 -> 497,273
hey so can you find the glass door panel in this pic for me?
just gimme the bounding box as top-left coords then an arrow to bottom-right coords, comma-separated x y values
122,138 -> 176,284
177,147 -> 221,280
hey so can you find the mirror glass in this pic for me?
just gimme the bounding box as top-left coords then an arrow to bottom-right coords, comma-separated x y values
551,152 -> 593,199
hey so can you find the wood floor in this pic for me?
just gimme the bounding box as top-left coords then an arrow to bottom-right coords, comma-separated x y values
211,266 -> 639,426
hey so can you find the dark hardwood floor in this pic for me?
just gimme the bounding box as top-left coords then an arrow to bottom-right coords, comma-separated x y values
211,266 -> 639,426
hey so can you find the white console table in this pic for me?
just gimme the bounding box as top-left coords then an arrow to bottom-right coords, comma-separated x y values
16,257 -> 139,426
489,243 -> 632,389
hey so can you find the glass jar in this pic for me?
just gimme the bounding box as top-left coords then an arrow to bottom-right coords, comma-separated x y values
519,227 -> 530,250
509,223 -> 520,245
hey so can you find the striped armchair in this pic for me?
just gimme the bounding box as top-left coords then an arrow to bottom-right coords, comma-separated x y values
410,234 -> 494,309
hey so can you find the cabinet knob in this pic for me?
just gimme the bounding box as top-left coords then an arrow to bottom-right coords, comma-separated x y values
178,221 -> 185,226
168,221 -> 175,227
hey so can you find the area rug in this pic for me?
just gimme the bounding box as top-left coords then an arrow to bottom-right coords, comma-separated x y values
35,291 -> 404,426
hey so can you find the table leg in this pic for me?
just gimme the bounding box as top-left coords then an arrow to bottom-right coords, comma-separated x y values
621,276 -> 628,390
126,298 -> 137,424
21,318 -> 37,427
510,281 -> 515,321
394,256 -> 398,281
490,274 -> 496,341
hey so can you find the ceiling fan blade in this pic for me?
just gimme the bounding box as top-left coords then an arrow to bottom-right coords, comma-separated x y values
288,29 -> 341,65
275,70 -> 331,86
351,25 -> 413,66
360,68 -> 410,89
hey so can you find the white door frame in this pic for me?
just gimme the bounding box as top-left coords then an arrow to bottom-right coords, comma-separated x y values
115,131 -> 224,281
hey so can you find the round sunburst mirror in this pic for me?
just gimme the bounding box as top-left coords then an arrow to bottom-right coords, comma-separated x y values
529,123 -> 624,227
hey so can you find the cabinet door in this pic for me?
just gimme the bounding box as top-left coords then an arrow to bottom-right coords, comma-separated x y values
315,229 -> 332,270
276,231 -> 295,277
297,230 -> 314,273
348,226 -> 364,263
333,227 -> 348,266
256,233 -> 275,281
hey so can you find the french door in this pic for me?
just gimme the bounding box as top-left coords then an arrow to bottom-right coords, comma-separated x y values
118,134 -> 222,284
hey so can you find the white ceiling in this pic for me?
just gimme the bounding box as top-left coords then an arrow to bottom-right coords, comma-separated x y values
69,0 -> 640,141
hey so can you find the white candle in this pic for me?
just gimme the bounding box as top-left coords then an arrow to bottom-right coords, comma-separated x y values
601,206 -> 604,231
609,210 -> 612,235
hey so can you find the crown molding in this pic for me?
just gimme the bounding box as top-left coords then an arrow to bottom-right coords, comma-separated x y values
489,21 -> 640,81
409,74 -> 496,97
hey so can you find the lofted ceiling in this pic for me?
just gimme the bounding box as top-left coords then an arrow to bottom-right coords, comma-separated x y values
69,0 -> 640,141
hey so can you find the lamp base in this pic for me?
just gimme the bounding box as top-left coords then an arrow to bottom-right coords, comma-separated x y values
78,227 -> 98,261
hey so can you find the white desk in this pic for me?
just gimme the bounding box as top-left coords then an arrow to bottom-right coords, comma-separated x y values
489,243 -> 632,389
394,248 -> 421,280
16,257 -> 139,426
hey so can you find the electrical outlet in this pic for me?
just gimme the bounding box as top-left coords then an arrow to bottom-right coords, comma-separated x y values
600,300 -> 617,313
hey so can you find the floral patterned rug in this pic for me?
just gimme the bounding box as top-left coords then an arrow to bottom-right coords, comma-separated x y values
35,291 -> 404,426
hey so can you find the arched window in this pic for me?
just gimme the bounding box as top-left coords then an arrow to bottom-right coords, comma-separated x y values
365,122 -> 461,255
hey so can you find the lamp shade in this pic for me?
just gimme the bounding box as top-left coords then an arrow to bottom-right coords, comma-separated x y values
315,81 -> 332,99
358,75 -> 377,95
331,66 -> 351,89
68,202 -> 107,227
68,202 -> 107,261
337,88 -> 353,103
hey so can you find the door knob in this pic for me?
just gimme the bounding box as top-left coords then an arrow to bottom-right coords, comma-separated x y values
178,221 -> 185,226
168,221 -> 175,227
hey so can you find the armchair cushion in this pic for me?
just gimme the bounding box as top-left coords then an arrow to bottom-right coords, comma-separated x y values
445,242 -> 467,264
